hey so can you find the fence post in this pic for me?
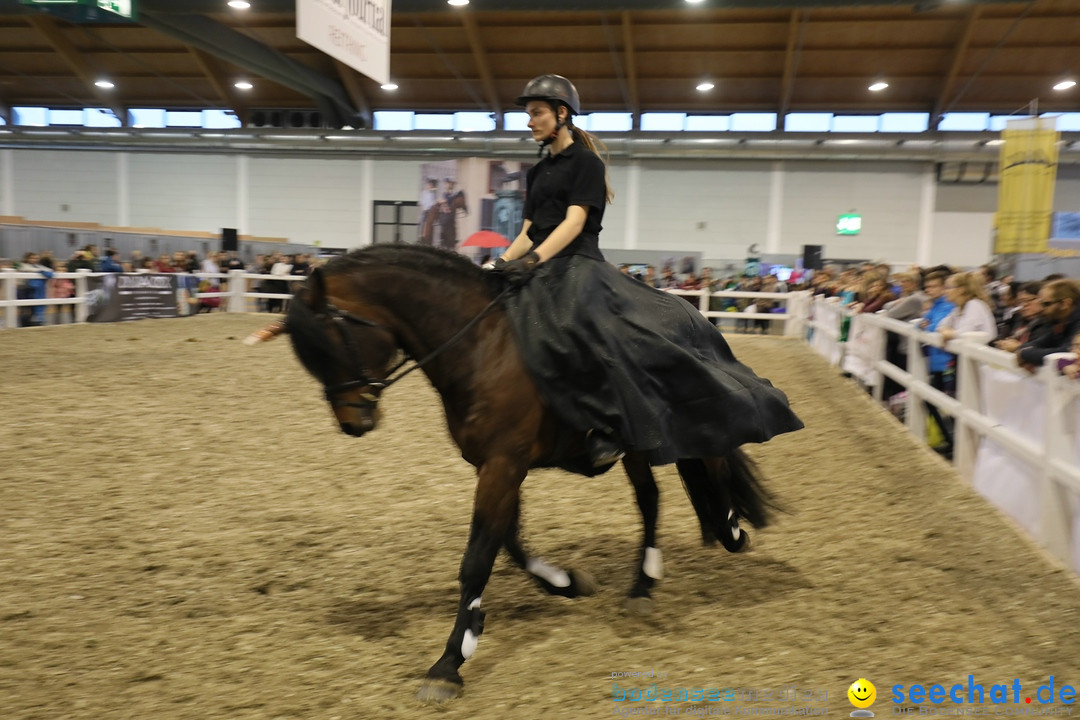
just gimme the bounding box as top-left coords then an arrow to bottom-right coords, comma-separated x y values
74,269 -> 90,324
2,271 -> 16,329
1039,354 -> 1074,565
905,322 -> 927,441
954,332 -> 990,480
228,269 -> 246,313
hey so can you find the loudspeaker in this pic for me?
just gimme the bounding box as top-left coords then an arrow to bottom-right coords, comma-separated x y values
802,244 -> 823,271
221,228 -> 239,253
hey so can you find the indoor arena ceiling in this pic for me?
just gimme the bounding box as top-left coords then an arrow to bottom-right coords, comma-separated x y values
0,0 -> 1077,130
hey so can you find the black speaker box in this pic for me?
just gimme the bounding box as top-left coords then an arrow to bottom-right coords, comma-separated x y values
802,244 -> 823,271
221,228 -> 239,253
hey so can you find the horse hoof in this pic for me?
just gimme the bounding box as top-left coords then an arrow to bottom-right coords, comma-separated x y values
417,679 -> 463,704
623,595 -> 655,617
571,569 -> 598,596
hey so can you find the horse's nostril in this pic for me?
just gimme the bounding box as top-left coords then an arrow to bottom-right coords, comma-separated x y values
340,422 -> 365,437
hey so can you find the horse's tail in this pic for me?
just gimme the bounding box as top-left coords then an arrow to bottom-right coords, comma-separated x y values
721,448 -> 775,529
676,449 -> 777,552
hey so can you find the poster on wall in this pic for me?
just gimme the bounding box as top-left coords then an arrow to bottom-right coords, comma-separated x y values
415,159 -> 530,259
86,273 -> 180,323
417,160 -> 462,250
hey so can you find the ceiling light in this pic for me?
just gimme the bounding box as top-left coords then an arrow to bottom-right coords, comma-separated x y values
985,139 -> 1004,146
381,83 -> 399,91
227,1 -> 251,8
447,0 -> 469,6
234,81 -> 253,90
868,81 -> 889,92
696,82 -> 715,92
95,80 -> 114,89
686,0 -> 706,4
1053,79 -> 1077,91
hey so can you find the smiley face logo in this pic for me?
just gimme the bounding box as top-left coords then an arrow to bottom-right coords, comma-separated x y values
848,678 -> 877,709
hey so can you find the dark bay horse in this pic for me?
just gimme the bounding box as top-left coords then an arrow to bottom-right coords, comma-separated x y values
250,244 -> 773,703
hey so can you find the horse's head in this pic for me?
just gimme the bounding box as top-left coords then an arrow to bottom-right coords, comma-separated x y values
275,268 -> 399,437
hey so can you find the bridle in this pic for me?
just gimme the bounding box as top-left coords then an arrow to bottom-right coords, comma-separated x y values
319,286 -> 511,411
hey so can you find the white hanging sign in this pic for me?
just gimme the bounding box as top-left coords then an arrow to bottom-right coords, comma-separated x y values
297,0 -> 391,86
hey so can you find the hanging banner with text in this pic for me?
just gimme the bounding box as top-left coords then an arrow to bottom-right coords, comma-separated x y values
297,0 -> 391,86
994,117 -> 1060,254
86,273 -> 180,323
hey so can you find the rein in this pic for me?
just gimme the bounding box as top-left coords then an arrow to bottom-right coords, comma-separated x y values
321,285 -> 512,407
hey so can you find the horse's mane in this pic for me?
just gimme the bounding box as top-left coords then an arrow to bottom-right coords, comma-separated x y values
323,244 -> 489,287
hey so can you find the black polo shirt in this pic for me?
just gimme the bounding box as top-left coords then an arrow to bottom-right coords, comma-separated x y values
523,141 -> 607,260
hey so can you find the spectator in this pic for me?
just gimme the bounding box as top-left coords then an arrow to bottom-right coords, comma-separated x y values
995,281 -> 1043,348
18,252 -> 54,326
1016,279 -> 1080,372
939,271 -> 997,343
918,271 -> 956,457
99,248 -> 124,273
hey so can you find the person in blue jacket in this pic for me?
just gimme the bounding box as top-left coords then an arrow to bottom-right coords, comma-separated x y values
919,270 -> 956,455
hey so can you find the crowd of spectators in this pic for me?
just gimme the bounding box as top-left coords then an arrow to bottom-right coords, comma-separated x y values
806,261 -> 1080,458
2,245 -> 321,326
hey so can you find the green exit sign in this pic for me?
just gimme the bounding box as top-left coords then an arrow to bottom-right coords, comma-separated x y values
19,0 -> 135,20
837,213 -> 862,236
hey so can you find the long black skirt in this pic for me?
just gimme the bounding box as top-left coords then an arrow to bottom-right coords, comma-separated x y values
502,254 -> 804,468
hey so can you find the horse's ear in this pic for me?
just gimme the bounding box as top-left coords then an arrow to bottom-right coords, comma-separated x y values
307,266 -> 328,311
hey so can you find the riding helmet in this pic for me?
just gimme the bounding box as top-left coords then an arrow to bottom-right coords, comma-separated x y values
515,74 -> 581,116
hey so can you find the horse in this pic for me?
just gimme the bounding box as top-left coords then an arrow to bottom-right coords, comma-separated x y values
248,244 -> 773,703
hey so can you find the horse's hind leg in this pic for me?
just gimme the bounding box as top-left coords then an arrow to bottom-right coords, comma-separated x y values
622,451 -> 663,615
676,451 -> 774,553
418,457 -> 523,703
502,499 -> 597,598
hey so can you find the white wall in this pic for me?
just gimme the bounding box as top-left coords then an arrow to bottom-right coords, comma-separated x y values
12,150 -> 118,225
5,146 -> 1076,266
128,153 -> 236,233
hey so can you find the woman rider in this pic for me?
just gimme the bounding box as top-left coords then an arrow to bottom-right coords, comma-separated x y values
490,74 -> 802,470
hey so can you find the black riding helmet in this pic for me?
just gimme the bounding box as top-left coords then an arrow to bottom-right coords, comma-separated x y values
515,74 -> 581,154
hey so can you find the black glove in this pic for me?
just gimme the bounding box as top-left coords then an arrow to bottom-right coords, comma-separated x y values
492,251 -> 541,286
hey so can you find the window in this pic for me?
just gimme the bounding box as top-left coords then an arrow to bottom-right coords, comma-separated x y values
731,113 -> 777,132
685,115 -> 730,131
165,111 -> 202,127
14,107 -> 47,126
373,111 -> 414,131
454,112 -> 495,132
584,113 -> 633,132
372,200 -> 419,244
1043,113 -> 1080,132
938,112 -> 990,131
785,113 -> 832,132
879,113 -> 929,133
49,109 -> 84,126
641,113 -> 686,131
84,108 -> 121,127
130,108 -> 166,128
832,115 -> 880,133
503,112 -> 529,131
202,110 -> 241,129
414,113 -> 454,131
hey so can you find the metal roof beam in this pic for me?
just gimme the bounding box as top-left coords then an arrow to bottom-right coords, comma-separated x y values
778,9 -> 806,120
932,5 -> 981,129
333,60 -> 373,130
24,14 -> 128,125
460,11 -> 501,130
188,47 -> 248,126
621,12 -> 640,129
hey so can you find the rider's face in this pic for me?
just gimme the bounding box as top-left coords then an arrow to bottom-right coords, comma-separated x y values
526,101 -> 560,142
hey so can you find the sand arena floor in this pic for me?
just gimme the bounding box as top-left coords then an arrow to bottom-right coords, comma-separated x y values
2,313 -> 1079,720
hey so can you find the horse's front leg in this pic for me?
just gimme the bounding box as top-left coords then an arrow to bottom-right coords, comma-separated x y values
622,451 -> 662,616
417,456 -> 524,704
502,496 -> 598,598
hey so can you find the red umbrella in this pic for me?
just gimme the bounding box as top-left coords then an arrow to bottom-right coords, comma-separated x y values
461,230 -> 510,248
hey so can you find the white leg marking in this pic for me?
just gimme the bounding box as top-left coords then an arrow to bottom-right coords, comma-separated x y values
461,629 -> 478,660
461,596 -> 481,660
643,547 -> 664,580
526,557 -> 571,588
728,510 -> 741,540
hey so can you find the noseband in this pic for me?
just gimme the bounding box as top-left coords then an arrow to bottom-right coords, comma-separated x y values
319,286 -> 511,411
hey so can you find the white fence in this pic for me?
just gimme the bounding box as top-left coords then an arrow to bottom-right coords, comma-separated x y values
808,295 -> 1080,573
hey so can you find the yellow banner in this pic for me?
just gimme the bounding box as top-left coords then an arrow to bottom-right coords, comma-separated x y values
994,118 -> 1059,254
